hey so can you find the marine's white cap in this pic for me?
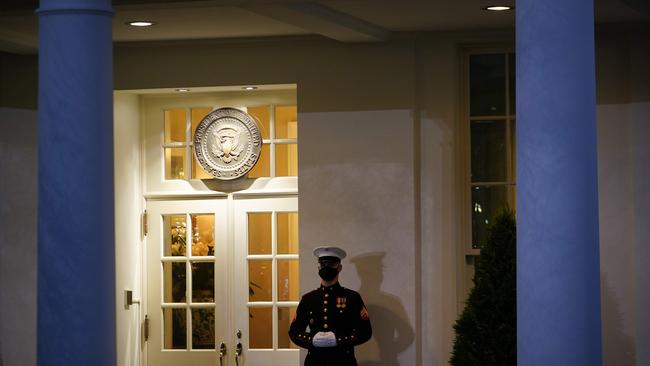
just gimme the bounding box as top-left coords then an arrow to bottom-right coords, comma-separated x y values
313,246 -> 347,261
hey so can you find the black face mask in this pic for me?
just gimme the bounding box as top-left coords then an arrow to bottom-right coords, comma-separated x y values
319,266 -> 338,281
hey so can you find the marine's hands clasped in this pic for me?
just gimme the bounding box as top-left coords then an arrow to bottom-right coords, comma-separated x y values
312,331 -> 337,347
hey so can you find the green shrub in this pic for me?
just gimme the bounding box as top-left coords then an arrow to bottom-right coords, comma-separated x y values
450,209 -> 516,366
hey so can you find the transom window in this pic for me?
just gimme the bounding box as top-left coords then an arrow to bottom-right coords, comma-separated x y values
162,105 -> 298,180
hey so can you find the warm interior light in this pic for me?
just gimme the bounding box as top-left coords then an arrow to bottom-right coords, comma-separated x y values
127,21 -> 155,27
484,6 -> 512,11
175,88 -> 190,92
243,86 -> 258,90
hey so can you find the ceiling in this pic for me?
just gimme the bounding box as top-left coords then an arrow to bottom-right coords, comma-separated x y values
0,0 -> 648,54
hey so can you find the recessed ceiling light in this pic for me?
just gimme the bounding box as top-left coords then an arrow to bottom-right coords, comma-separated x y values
243,86 -> 258,90
484,5 -> 513,11
127,21 -> 155,27
175,88 -> 190,92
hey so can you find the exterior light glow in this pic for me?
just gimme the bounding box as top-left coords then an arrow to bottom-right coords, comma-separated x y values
484,6 -> 513,11
127,21 -> 155,27
243,86 -> 258,90
175,88 -> 190,92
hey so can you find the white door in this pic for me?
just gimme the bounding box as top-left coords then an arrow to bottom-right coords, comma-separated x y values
146,199 -> 230,366
233,196 -> 300,365
146,196 -> 299,366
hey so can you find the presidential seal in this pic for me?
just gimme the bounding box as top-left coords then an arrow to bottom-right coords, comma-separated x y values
193,107 -> 263,180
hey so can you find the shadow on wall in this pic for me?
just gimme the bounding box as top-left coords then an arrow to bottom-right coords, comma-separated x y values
350,252 -> 415,366
601,273 -> 635,366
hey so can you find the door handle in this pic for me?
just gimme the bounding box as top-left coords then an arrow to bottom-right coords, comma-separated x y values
234,342 -> 243,366
219,342 -> 227,366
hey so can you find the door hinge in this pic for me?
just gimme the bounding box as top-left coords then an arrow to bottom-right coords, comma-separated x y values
144,314 -> 150,342
142,210 -> 148,237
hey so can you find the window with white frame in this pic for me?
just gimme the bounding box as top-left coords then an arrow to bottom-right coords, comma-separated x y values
162,105 -> 298,180
459,50 -> 517,302
468,51 -> 516,249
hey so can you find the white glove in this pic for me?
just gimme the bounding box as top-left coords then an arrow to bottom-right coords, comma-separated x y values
311,331 -> 337,347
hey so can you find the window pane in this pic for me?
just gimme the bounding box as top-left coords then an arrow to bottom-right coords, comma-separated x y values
249,260 -> 272,301
275,106 -> 298,139
247,144 -> 270,178
192,156 -> 213,179
249,307 -> 273,349
277,212 -> 299,254
509,53 -> 516,115
164,308 -> 187,349
192,262 -> 214,303
248,213 -> 272,254
164,214 -> 187,257
191,214 -> 215,257
164,262 -> 186,303
471,120 -> 506,182
165,147 -> 186,180
248,106 -> 271,139
278,307 -> 299,349
191,107 -> 212,137
471,185 -> 508,248
470,54 -> 506,116
165,109 -> 187,143
277,260 -> 299,301
510,120 -> 516,181
275,144 -> 298,177
191,108 -> 214,180
192,308 -> 215,349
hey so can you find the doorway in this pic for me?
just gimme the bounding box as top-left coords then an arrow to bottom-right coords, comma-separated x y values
136,86 -> 300,366
145,196 -> 299,366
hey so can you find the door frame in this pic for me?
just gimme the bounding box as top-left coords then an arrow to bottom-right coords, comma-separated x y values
143,191 -> 299,366
135,87 -> 299,366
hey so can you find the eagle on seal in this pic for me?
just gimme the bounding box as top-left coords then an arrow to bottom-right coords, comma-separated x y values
211,127 -> 244,164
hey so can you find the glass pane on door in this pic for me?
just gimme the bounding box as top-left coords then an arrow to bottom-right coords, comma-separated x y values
277,212 -> 299,254
245,209 -> 300,351
164,308 -> 187,349
248,213 -> 272,254
278,307 -> 298,349
192,308 -> 216,349
249,307 -> 273,348
191,214 -> 215,256
192,262 -> 214,302
164,214 -> 187,256
164,262 -> 186,303
148,200 -> 228,365
277,260 -> 299,301
249,260 -> 272,302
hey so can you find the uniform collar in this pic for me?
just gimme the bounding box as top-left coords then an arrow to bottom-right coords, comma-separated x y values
320,282 -> 342,291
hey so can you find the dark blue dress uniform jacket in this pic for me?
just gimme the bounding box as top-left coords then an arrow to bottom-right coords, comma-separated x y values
289,282 -> 372,366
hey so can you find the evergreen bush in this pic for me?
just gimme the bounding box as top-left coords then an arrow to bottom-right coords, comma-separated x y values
450,209 -> 516,365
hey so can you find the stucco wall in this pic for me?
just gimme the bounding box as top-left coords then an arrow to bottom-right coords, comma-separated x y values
299,109 -> 417,365
0,107 -> 37,366
596,24 -> 650,366
597,102 -> 650,366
